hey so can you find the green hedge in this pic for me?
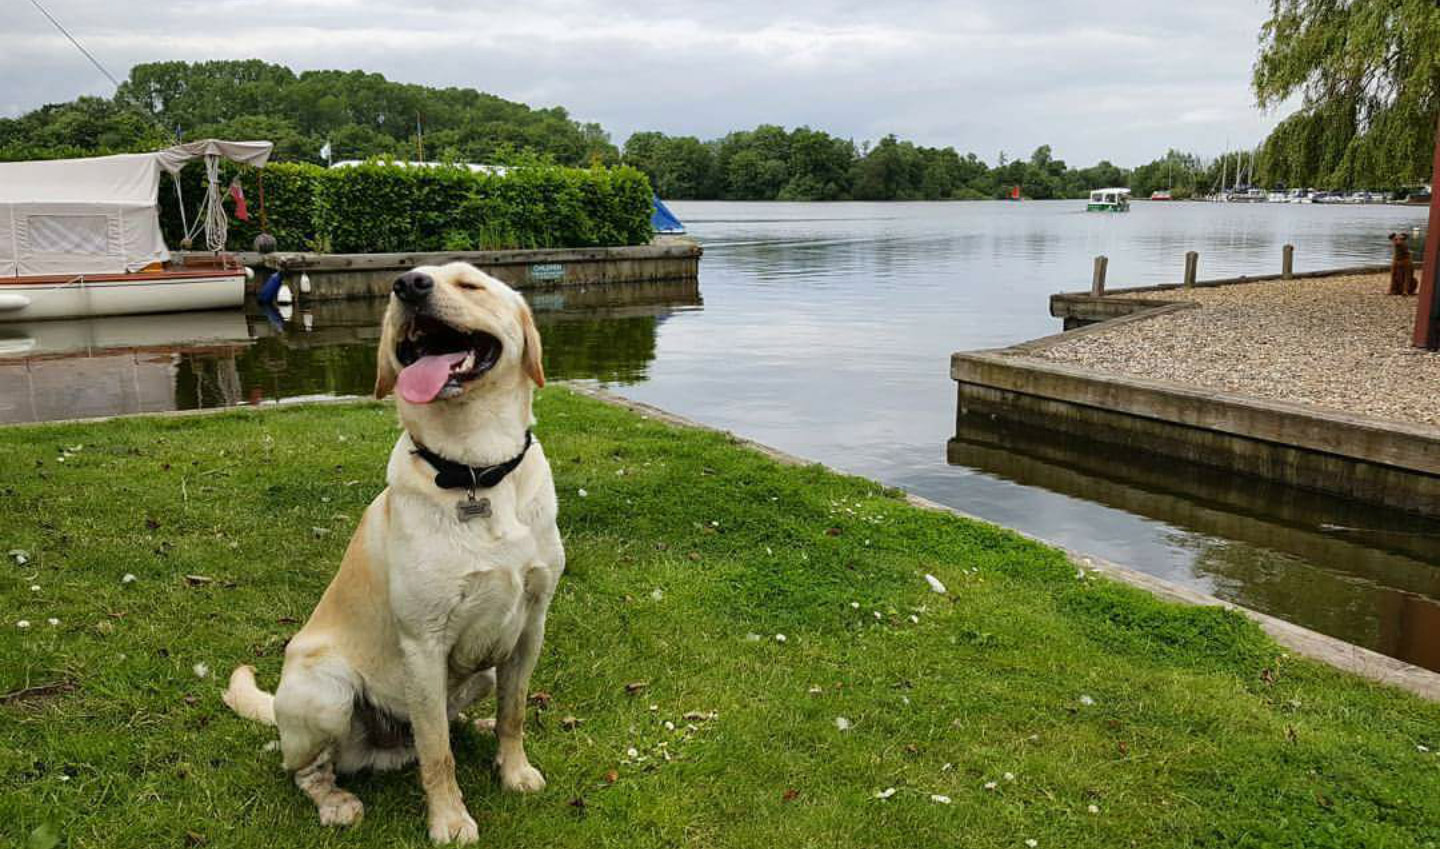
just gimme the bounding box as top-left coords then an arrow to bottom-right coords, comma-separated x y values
159,161 -> 653,253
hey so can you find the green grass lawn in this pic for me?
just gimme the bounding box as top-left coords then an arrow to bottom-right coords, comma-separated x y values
2,389 -> 1438,849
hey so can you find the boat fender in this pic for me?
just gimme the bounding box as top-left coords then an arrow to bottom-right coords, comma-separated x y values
257,271 -> 284,305
0,293 -> 32,312
278,303 -> 294,321
299,272 -> 312,294
276,283 -> 294,306
244,266 -> 255,282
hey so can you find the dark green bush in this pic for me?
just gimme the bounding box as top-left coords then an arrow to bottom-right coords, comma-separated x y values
159,161 -> 653,253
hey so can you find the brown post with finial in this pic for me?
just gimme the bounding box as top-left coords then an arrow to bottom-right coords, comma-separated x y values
1413,115 -> 1440,349
1282,244 -> 1294,279
1183,251 -> 1198,288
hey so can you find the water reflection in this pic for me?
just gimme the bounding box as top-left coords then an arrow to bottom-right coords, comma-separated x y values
0,278 -> 701,424
949,413 -> 1440,670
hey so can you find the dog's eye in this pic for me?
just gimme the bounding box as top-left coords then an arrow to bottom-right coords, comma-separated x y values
458,281 -> 485,291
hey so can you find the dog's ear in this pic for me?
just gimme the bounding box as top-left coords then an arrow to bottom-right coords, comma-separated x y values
519,298 -> 545,388
1390,232 -> 1398,241
374,316 -> 398,399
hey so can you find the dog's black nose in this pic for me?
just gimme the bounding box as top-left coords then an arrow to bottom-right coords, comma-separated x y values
393,271 -> 434,304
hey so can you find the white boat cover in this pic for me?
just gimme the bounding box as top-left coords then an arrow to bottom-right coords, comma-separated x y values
0,140 -> 272,277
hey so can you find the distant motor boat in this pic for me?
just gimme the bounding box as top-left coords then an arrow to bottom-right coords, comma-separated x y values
1087,188 -> 1131,212
0,139 -> 271,322
1149,189 -> 1174,201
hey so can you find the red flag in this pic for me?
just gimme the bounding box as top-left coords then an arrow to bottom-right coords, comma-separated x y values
228,180 -> 250,222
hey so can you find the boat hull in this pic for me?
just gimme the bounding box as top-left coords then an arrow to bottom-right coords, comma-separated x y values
1086,202 -> 1129,212
0,270 -> 245,322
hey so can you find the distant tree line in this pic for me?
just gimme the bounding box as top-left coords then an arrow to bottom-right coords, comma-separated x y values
15,54 -> 1423,203
622,128 -> 1157,201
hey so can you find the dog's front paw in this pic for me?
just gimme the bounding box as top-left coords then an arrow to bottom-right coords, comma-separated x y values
317,790 -> 364,827
428,807 -> 478,845
500,763 -> 546,793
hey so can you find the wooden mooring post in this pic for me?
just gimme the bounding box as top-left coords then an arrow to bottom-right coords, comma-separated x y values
1183,251 -> 1199,288
1091,255 -> 1109,297
1282,244 -> 1294,279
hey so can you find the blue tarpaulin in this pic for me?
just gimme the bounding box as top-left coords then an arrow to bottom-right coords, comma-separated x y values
650,195 -> 685,234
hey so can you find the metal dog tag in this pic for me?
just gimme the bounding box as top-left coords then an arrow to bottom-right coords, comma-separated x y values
457,492 -> 491,522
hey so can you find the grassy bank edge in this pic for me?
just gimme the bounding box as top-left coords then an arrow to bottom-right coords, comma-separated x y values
566,384 -> 1440,704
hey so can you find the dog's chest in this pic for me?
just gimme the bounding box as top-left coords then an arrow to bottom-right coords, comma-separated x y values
391,510 -> 554,667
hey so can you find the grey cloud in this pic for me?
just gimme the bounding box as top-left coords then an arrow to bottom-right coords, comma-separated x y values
2,0 -> 1279,165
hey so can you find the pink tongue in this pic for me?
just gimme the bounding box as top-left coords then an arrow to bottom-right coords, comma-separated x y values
396,351 -> 470,404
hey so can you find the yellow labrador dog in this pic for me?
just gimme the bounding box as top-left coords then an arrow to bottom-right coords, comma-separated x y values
224,262 -> 564,844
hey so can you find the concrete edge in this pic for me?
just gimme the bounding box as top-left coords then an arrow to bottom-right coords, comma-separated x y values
566,383 -> 1440,703
252,241 -> 702,272
950,350 -> 1440,464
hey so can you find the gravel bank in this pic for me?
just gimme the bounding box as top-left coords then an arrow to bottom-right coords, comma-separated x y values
1031,273 -> 1440,426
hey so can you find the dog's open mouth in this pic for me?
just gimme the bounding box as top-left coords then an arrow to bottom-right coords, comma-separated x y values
394,315 -> 502,404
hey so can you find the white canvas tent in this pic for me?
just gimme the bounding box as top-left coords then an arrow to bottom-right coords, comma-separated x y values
0,140 -> 272,278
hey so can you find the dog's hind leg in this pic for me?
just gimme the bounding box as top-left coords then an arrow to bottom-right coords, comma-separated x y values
294,748 -> 364,827
274,653 -> 365,827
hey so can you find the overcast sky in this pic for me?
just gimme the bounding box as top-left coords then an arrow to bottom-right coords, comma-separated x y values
4,0 -> 1283,167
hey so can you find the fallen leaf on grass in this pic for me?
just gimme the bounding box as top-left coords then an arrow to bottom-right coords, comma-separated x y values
923,573 -> 947,594
183,575 -> 213,586
624,681 -> 648,695
602,770 -> 618,784
185,832 -> 206,847
561,716 -> 581,730
528,691 -> 552,709
874,787 -> 896,800
782,789 -> 800,802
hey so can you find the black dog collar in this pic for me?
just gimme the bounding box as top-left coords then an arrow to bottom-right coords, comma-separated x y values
410,431 -> 533,491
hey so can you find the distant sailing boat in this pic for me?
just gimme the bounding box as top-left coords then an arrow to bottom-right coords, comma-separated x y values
1006,185 -> 1022,201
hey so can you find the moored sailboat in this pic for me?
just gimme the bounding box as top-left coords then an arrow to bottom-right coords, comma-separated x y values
0,140 -> 272,322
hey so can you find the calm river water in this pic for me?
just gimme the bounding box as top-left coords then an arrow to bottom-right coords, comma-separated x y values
3,199 -> 1437,669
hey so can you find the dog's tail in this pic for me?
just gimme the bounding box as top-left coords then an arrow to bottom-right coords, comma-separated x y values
223,665 -> 276,726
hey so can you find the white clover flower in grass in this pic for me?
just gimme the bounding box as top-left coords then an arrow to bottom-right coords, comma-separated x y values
1026,841 -> 1038,848
1004,772 -> 1015,782
1079,695 -> 1095,706
121,573 -> 137,584
47,618 -> 59,626
650,588 -> 664,601
850,601 -> 860,609
29,585 -> 40,592
193,663 -> 210,679
930,794 -> 951,804
16,620 -> 30,629
577,489 -> 588,498
1088,804 -> 1100,814
835,717 -> 852,732
924,573 -> 947,594
874,787 -> 896,799
626,747 -> 639,759
774,634 -> 787,643
983,781 -> 998,790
